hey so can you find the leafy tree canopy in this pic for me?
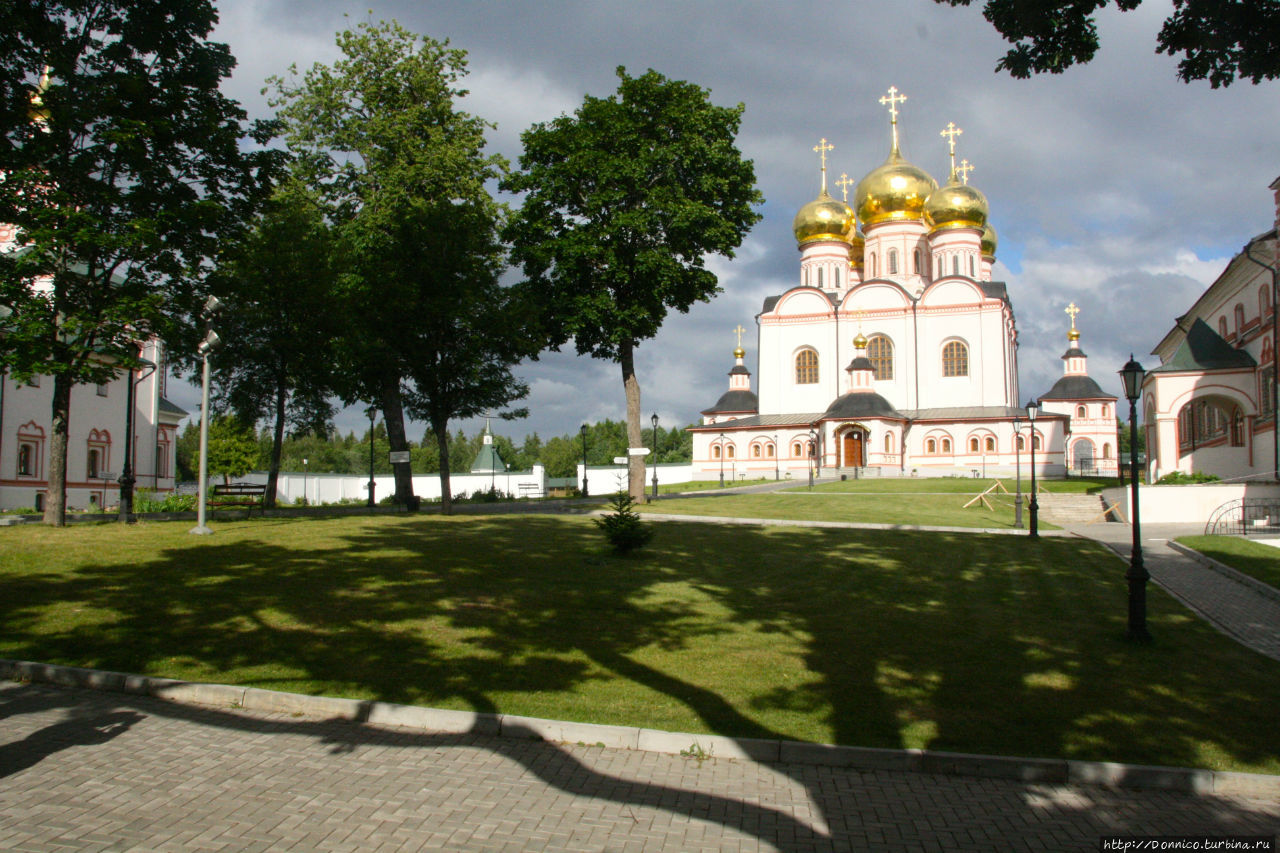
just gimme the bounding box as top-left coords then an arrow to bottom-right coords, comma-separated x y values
935,0 -> 1280,87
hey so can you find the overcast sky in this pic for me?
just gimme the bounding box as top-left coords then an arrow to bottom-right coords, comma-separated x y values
170,0 -> 1280,445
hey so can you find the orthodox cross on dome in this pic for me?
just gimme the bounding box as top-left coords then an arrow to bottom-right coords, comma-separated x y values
734,324 -> 746,349
836,172 -> 854,202
1065,302 -> 1081,341
940,122 -> 963,177
813,138 -> 834,193
879,86 -> 907,151
957,159 -> 974,185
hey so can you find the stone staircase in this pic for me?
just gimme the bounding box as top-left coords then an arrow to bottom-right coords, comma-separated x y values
1034,492 -> 1116,525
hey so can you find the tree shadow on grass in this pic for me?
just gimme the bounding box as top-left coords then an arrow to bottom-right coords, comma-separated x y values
4,514 -> 1280,847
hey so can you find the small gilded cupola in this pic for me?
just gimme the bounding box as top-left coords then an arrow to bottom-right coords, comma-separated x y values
924,123 -> 987,280
700,328 -> 759,424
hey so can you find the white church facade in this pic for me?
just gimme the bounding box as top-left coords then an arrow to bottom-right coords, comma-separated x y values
690,87 -> 1118,481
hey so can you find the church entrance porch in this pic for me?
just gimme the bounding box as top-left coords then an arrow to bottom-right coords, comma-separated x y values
841,429 -> 866,468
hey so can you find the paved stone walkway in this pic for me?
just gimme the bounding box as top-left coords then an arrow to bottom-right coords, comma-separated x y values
3,681 -> 1277,852
1067,522 -> 1280,661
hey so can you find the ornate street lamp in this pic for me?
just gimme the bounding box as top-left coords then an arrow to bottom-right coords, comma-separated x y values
1120,355 -> 1151,642
1026,399 -> 1039,539
1013,417 -> 1024,527
650,412 -> 659,501
580,424 -> 589,497
718,432 -> 726,487
366,406 -> 377,508
118,353 -> 156,523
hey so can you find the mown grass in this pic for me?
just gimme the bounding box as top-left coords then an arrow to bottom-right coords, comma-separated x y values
3,513 -> 1279,773
1177,535 -> 1280,591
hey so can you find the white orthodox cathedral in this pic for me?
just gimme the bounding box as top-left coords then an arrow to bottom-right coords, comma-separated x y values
689,87 -> 1119,481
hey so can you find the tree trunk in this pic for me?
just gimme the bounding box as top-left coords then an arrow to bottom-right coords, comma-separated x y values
434,419 -> 453,516
380,379 -> 417,510
619,340 -> 645,501
43,372 -> 72,526
265,381 -> 287,509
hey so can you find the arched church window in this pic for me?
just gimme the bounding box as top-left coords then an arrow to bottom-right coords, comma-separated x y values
969,255 -> 975,277
1235,303 -> 1246,335
1017,435 -> 1026,451
941,437 -> 953,454
868,252 -> 876,277
968,437 -> 979,453
752,443 -> 761,458
942,340 -> 969,377
726,445 -> 735,459
951,255 -> 959,276
885,433 -> 894,453
985,436 -> 995,452
1103,443 -> 1112,459
1076,405 -> 1086,418
1033,434 -> 1042,451
817,268 -> 823,289
795,348 -> 819,384
1219,316 -> 1228,337
17,444 -> 32,476
87,448 -> 100,479
712,445 -> 721,460
866,335 -> 894,380
792,441 -> 802,457
888,248 -> 899,275
766,443 -> 775,458
1101,404 -> 1110,418
1262,285 -> 1272,320
926,438 -> 936,454
913,249 -> 921,275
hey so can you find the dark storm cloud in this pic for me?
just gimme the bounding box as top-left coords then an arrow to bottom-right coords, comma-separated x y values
205,0 -> 1280,441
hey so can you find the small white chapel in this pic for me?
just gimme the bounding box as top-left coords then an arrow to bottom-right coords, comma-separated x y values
689,86 -> 1119,481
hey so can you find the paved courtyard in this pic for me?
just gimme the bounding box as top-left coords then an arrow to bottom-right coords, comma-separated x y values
2,680 -> 1277,852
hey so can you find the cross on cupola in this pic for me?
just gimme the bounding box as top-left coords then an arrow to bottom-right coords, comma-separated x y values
940,122 -> 963,179
734,324 -> 746,349
957,159 -> 974,185
879,86 -> 907,152
813,138 -> 834,194
836,172 -> 854,202
1065,302 -> 1081,342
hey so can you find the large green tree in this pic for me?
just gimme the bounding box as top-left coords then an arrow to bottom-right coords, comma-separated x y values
206,180 -> 339,508
503,67 -> 762,500
269,20 -> 522,511
935,0 -> 1280,87
0,0 -> 277,525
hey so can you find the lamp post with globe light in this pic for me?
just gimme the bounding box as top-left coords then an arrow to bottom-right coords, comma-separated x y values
1026,399 -> 1039,539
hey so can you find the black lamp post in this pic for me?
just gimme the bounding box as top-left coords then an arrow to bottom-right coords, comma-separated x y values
808,428 -> 817,489
118,353 -> 156,523
580,424 -> 589,497
650,412 -> 659,501
366,404 -> 373,504
1026,399 -> 1039,538
1120,355 -> 1151,642
718,432 -> 726,487
1013,416 -> 1023,528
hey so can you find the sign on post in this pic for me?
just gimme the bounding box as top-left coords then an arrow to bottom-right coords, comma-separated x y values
388,451 -> 411,464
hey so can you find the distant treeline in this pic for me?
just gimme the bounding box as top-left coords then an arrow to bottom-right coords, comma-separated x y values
176,418 -> 693,481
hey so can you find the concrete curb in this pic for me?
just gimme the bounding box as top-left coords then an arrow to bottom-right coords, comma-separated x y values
1167,540 -> 1280,603
4,659 -> 1277,799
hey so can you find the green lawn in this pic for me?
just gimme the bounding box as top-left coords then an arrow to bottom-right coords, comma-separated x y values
1176,535 -> 1280,591
4,513 -> 1279,773
647,478 -> 1037,528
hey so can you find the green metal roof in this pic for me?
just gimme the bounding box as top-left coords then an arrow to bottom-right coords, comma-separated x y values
1150,318 -> 1256,373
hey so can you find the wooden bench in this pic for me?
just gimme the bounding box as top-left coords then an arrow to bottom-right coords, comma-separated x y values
210,482 -> 266,514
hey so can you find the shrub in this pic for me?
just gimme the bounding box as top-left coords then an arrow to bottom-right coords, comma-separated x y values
594,491 -> 653,554
134,489 -> 197,513
1156,470 -> 1221,485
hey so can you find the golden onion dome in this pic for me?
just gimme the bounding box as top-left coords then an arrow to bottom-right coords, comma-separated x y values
854,149 -> 938,227
733,346 -> 746,359
924,177 -> 989,233
848,227 -> 865,268
980,221 -> 998,259
853,331 -> 868,350
792,189 -> 855,247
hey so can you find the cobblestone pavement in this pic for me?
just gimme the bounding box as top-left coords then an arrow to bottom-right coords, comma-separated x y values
1069,523 -> 1280,661
2,681 -> 1278,852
